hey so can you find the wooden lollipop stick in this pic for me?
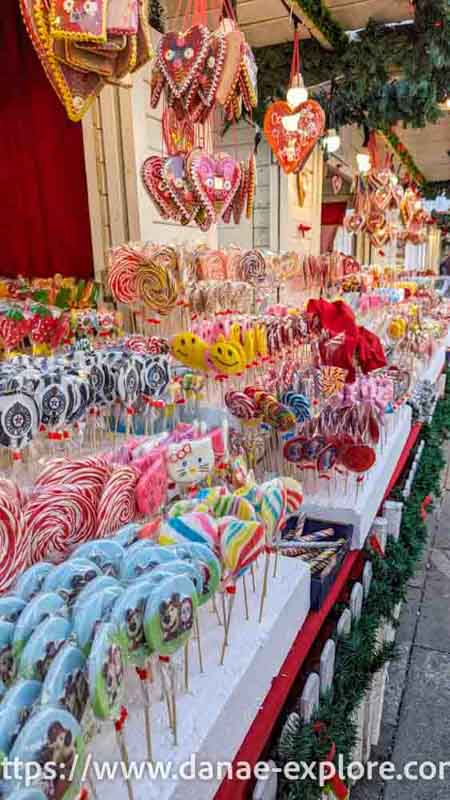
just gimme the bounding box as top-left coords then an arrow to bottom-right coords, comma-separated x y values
158,659 -> 174,731
243,574 -> 250,620
212,593 -> 223,625
194,615 -> 204,673
258,550 -> 271,624
115,729 -> 134,800
184,640 -> 190,692
87,768 -> 99,800
272,547 -> 280,579
169,663 -> 178,746
250,563 -> 257,592
219,588 -> 236,665
137,673 -> 153,763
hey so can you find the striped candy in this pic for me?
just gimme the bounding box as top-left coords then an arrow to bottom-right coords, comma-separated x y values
220,519 -> 265,579
159,512 -> 219,553
279,477 -> 303,514
260,479 -> 287,544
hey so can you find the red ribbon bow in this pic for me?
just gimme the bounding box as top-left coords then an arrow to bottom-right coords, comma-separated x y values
298,223 -> 312,238
369,534 -> 385,557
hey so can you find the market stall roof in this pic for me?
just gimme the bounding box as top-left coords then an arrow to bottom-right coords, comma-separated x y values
393,118 -> 450,183
236,0 -> 414,47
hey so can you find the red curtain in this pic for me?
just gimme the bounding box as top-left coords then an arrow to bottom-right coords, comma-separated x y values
0,0 -> 94,279
321,202 -> 347,226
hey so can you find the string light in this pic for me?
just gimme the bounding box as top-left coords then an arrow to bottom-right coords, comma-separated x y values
324,128 -> 341,153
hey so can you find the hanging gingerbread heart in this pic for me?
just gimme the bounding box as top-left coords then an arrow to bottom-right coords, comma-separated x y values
186,33 -> 227,122
156,25 -> 209,99
188,151 -> 241,224
162,108 -> 194,156
216,30 -> 244,107
239,41 -> 258,112
141,155 -> 182,221
163,155 -> 199,222
331,174 -> 343,195
264,99 -> 325,175
373,186 -> 392,211
232,160 -> 247,225
150,62 -> 166,107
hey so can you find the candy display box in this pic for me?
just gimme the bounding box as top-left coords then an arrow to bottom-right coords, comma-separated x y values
281,518 -> 353,611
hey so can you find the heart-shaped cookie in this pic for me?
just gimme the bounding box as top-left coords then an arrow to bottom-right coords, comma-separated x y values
188,151 -> 241,223
162,108 -> 194,155
187,33 -> 227,122
344,211 -> 366,234
373,186 -> 392,211
331,174 -> 343,195
141,155 -> 181,221
150,62 -> 166,107
216,30 -> 244,106
232,161 -> 247,225
264,99 -> 325,174
157,25 -> 209,99
163,155 -> 199,222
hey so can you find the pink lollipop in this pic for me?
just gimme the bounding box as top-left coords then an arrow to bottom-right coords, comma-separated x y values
24,485 -> 98,564
97,466 -> 139,538
136,457 -> 168,515
225,391 -> 257,421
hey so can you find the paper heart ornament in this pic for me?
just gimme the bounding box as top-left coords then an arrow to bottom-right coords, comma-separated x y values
163,155 -> 199,222
264,99 -> 325,174
331,174 -> 343,195
157,25 -> 209,99
188,151 -> 241,223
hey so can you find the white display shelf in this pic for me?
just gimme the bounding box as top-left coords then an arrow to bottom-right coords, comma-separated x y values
90,557 -> 311,800
416,344 -> 446,386
300,405 -> 413,550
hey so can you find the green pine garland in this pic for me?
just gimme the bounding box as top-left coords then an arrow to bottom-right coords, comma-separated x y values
288,0 -> 347,51
255,0 -> 450,131
275,372 -> 450,799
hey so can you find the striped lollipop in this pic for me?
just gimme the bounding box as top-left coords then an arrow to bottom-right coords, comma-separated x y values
209,494 -> 257,521
220,519 -> 265,580
159,512 -> 219,553
279,477 -> 303,515
281,391 -> 311,423
260,479 -> 287,545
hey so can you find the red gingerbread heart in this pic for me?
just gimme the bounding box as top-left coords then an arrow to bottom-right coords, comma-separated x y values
141,155 -> 183,222
186,33 -> 227,122
188,151 -> 241,223
157,25 -> 209,99
163,155 -> 199,222
264,99 -> 325,175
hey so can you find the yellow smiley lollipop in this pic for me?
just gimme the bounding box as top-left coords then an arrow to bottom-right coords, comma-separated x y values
170,332 -> 208,371
208,336 -> 246,375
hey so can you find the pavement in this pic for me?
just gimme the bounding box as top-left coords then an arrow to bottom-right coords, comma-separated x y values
352,452 -> 450,800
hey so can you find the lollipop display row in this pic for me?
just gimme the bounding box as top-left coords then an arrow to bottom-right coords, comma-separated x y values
0,470 -> 306,800
0,275 -> 100,309
107,243 -> 362,313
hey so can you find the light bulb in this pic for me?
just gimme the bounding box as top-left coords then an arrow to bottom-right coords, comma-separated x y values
356,152 -> 371,173
282,113 -> 300,132
324,128 -> 341,153
446,97 -> 450,110
391,174 -> 399,186
286,85 -> 308,108
286,73 -> 308,109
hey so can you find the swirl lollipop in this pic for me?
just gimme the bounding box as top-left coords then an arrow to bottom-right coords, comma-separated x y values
136,259 -> 178,316
108,246 -> 139,304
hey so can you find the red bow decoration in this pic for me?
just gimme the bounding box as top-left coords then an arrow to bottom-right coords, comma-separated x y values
369,534 -> 385,557
136,667 -> 149,681
114,706 -> 129,732
421,494 -> 432,521
312,722 -> 349,799
298,223 -> 312,237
